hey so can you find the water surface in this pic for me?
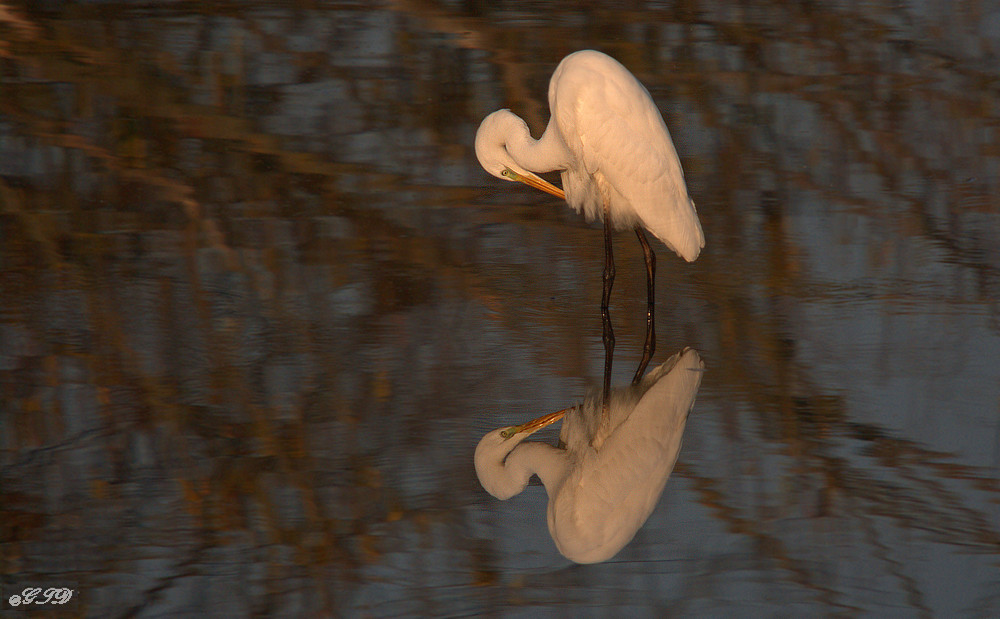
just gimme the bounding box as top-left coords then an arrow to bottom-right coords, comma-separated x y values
1,1 -> 999,616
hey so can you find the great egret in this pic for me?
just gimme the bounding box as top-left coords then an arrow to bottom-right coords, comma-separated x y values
474,348 -> 704,564
475,50 -> 705,383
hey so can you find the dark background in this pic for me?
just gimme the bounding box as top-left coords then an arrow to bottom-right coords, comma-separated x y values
2,1 -> 999,616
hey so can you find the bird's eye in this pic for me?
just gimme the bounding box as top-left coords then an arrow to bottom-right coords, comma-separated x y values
501,169 -> 509,177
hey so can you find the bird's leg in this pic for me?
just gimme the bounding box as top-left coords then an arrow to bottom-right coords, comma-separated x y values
601,200 -> 615,420
632,227 -> 656,384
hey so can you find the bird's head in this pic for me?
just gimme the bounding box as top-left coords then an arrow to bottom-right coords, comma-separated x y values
474,407 -> 568,500
474,110 -> 565,199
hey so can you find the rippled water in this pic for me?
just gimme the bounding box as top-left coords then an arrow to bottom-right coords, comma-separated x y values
2,1 -> 999,617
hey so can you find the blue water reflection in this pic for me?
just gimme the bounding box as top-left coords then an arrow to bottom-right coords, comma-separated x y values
1,1 -> 998,617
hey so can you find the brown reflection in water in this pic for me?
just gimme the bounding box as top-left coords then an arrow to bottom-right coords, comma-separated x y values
1,0 -> 999,616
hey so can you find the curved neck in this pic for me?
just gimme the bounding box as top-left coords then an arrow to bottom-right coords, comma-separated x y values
505,116 -> 571,174
505,441 -> 569,498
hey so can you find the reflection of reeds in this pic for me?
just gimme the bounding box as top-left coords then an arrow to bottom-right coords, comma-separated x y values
678,409 -> 1000,609
1,1 -> 998,616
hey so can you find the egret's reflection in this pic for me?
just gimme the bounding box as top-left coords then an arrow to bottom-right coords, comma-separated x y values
475,347 -> 704,564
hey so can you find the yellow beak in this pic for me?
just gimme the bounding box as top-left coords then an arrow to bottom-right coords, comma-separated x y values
501,407 -> 572,439
505,167 -> 565,200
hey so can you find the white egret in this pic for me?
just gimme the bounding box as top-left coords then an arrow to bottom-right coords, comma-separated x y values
475,50 -> 704,383
474,348 -> 704,564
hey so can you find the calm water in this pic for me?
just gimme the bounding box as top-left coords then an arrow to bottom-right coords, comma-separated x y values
2,1 -> 999,617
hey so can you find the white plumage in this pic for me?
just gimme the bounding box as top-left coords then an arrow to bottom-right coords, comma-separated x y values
475,49 -> 704,262
474,348 -> 704,564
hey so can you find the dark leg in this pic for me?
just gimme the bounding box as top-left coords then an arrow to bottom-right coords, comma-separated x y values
601,201 -> 615,418
632,227 -> 656,384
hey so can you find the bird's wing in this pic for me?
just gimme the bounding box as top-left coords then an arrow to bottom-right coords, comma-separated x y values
555,350 -> 704,551
548,350 -> 704,562
551,52 -> 704,261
